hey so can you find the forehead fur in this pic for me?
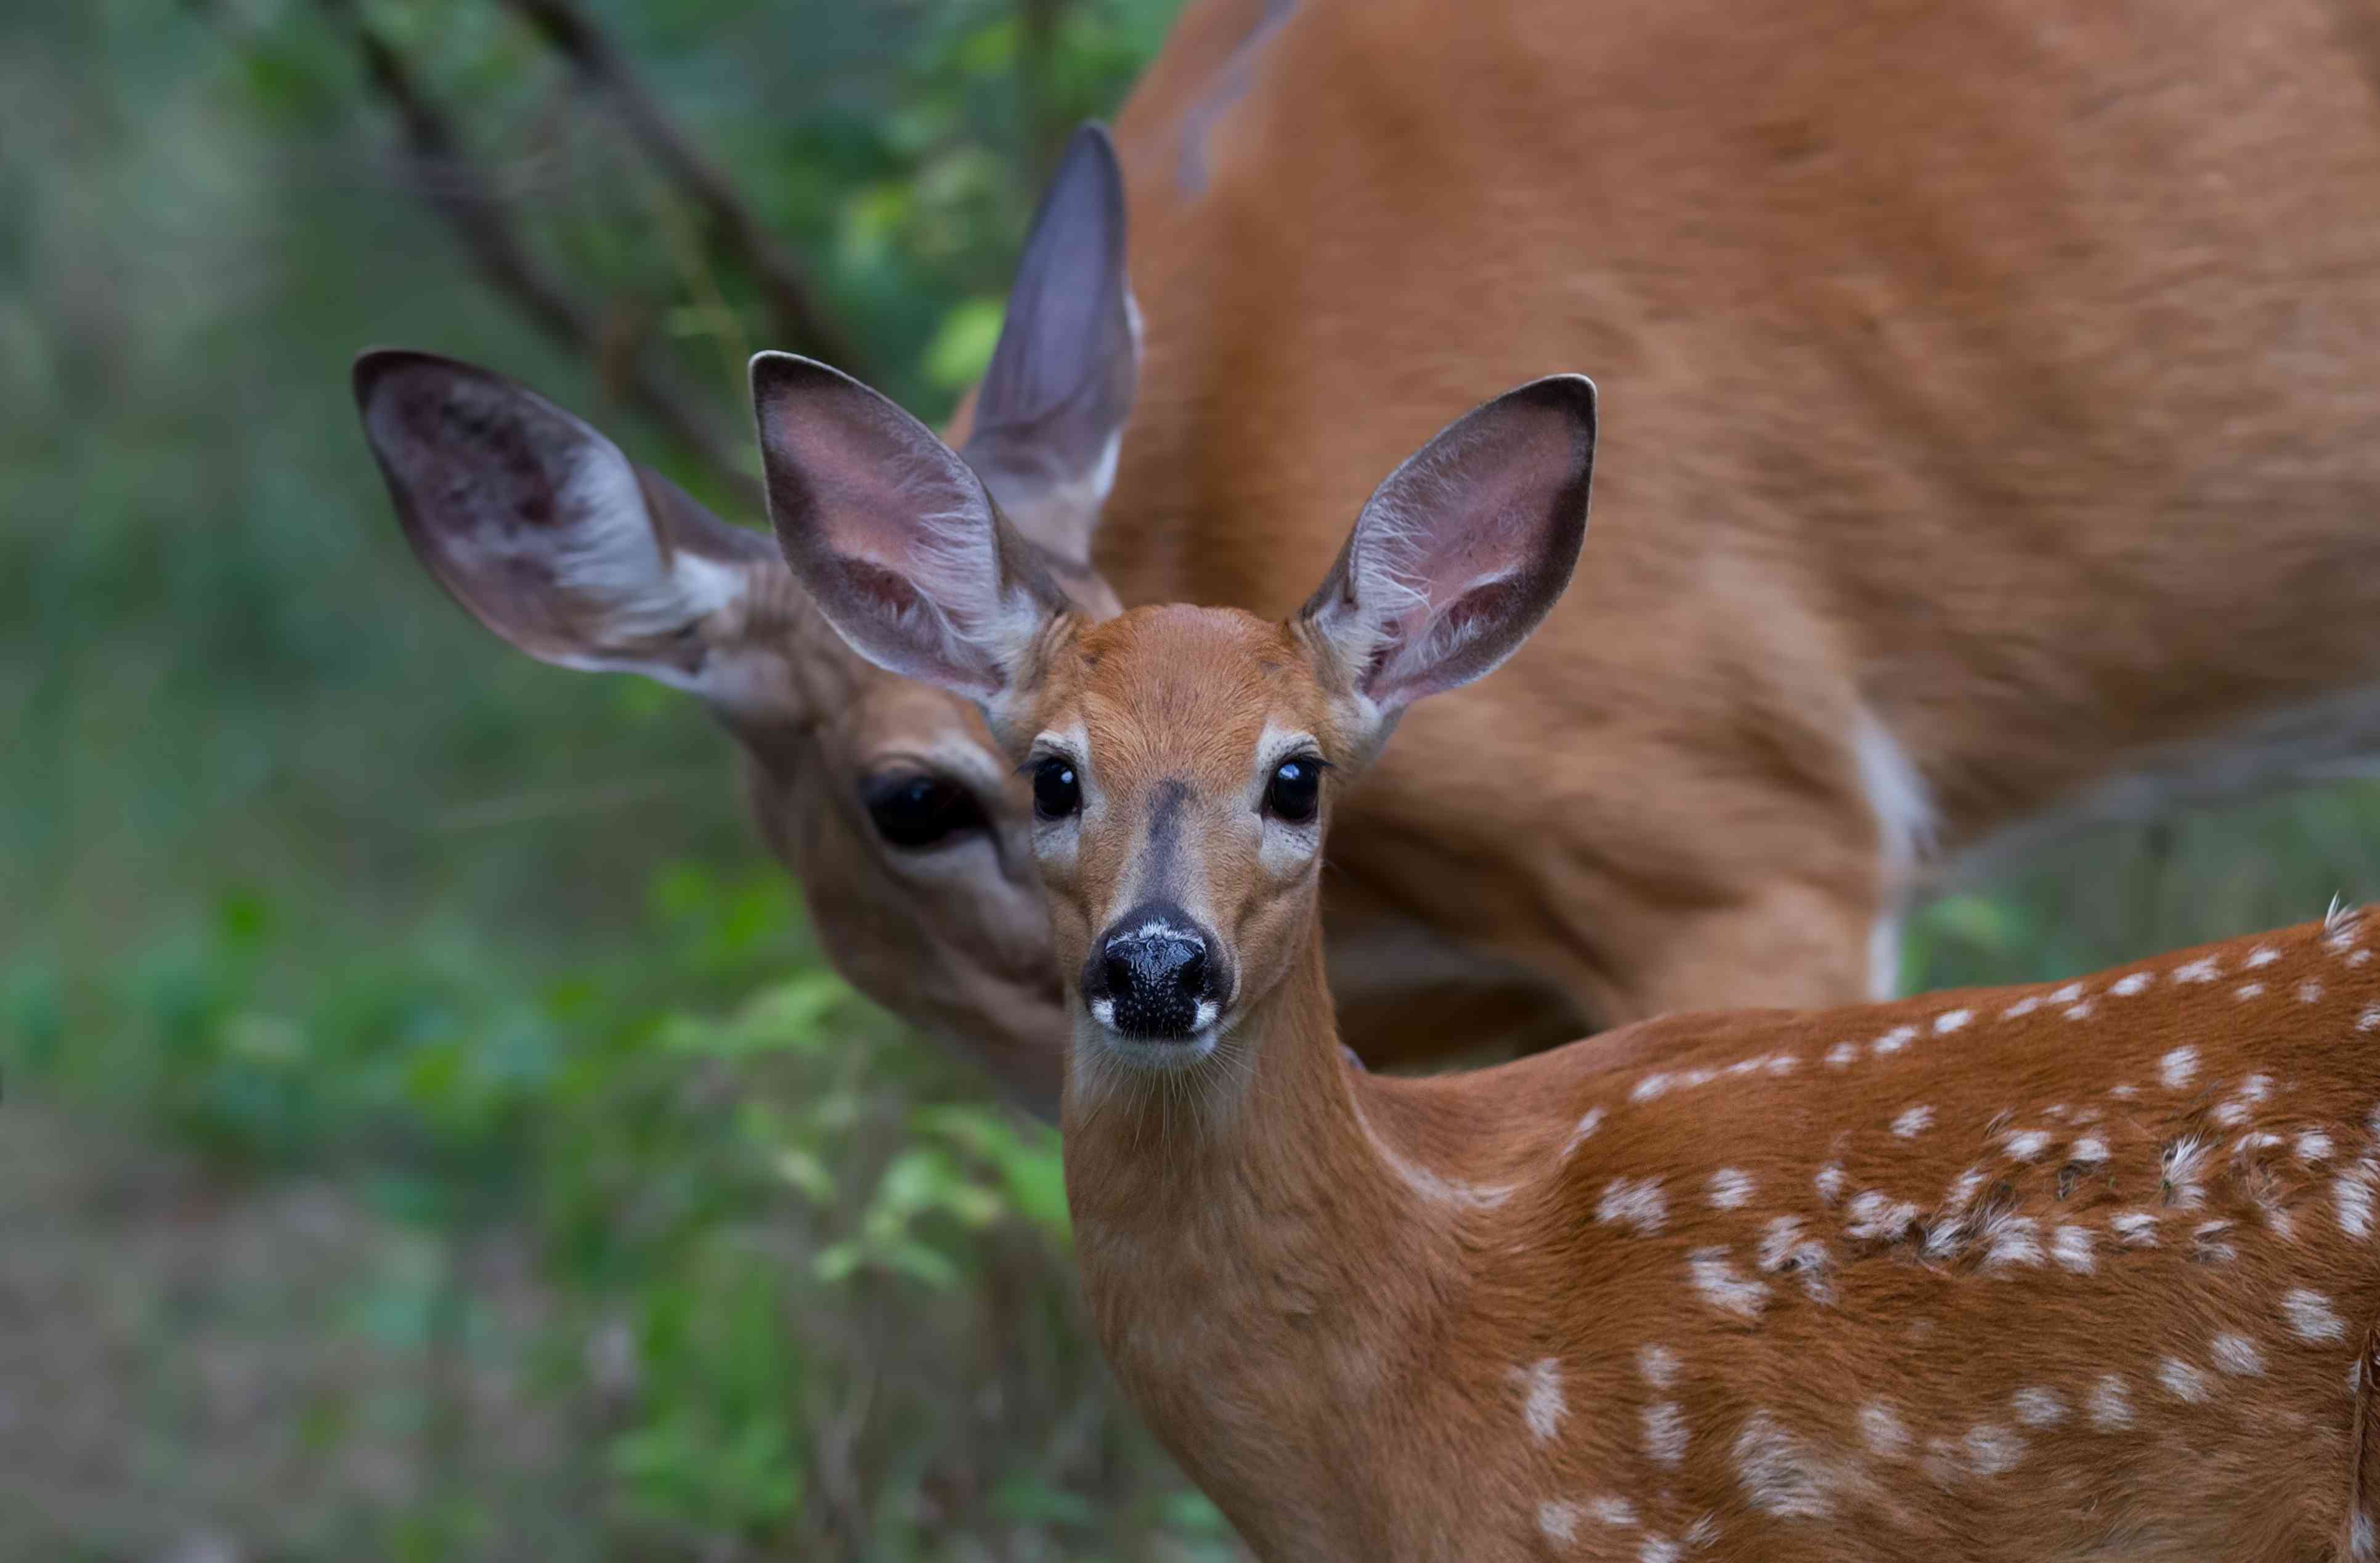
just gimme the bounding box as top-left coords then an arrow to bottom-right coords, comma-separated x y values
1035,604 -> 1330,777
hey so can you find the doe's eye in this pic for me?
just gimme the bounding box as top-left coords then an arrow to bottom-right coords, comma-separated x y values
1031,756 -> 1082,821
1265,755 -> 1324,824
863,772 -> 988,851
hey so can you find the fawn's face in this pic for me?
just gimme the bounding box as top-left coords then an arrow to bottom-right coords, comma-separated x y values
1010,606 -> 1347,1068
754,343 -> 1596,1092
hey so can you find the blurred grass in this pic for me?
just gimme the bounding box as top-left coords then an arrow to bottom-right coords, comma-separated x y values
6,1 -> 2380,1558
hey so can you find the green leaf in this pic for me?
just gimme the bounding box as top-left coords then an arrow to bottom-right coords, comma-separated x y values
923,297 -> 1005,390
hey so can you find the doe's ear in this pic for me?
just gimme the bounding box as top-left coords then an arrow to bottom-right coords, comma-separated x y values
955,123 -> 1137,591
1303,375 -> 1597,741
352,349 -> 778,699
752,351 -> 1069,708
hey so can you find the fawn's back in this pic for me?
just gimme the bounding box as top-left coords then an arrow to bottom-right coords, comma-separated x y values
1299,914 -> 2380,1560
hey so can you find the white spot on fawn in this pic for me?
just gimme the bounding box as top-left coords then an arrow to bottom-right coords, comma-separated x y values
1965,1424 -> 2025,1476
2051,982 -> 2087,1004
2110,971 -> 2151,997
2337,1163 -> 2377,1240
1707,1168 -> 1755,1209
2158,1358 -> 2212,1403
2160,1047 -> 2200,1090
2301,1130 -> 2337,1163
1816,1164 -> 1847,1204
1860,1403 -> 1911,1459
1872,1025 -> 1917,1057
2172,957 -> 2221,984
1643,1400 -> 1689,1466
1825,1041 -> 1860,1068
1599,1177 -> 1667,1235
2285,1288 -> 2347,1342
1639,1538 -> 1681,1563
1983,1213 -> 2044,1269
2071,1137 -> 2110,1165
1892,1105 -> 1935,1139
2012,1387 -> 2066,1427
2004,1129 -> 2052,1161
1538,1500 -> 1581,1544
2111,1211 -> 2159,1246
1639,1344 -> 1680,1388
1561,1106 -> 1607,1159
1632,1073 -> 1675,1102
1847,1192 -> 1920,1243
2301,980 -> 2326,1004
2245,946 -> 2280,969
1688,1249 -> 1769,1318
2088,1375 -> 2134,1429
1934,1009 -> 1973,1034
2212,1334 -> 2265,1376
1734,1411 -> 1834,1518
2052,1225 -> 2096,1273
2002,994 -> 2045,1020
2359,1006 -> 2380,1034
2164,1136 -> 2213,1208
1513,1358 -> 1566,1442
2110,1083 -> 2140,1100
1592,1495 -> 1638,1527
2235,982 -> 2268,1001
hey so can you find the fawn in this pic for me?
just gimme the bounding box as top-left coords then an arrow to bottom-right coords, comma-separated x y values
752,350 -> 2380,1559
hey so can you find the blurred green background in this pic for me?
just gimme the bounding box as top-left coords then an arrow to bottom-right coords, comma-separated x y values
8,1 -> 2380,1558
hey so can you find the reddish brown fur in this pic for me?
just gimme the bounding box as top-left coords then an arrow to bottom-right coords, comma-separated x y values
1033,604 -> 2380,1560
382,0 -> 2380,1118
1089,0 -> 2380,1045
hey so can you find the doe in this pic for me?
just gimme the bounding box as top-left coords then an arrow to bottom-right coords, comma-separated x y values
754,351 -> 2380,1561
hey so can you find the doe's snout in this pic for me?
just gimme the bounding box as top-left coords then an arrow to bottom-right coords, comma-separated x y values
1082,903 -> 1231,1040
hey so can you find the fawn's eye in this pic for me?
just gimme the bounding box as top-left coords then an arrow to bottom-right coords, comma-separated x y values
863,771 -> 989,850
1265,755 -> 1324,824
1031,756 -> 1082,821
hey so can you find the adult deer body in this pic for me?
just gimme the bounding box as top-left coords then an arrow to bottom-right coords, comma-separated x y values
758,358 -> 2380,1561
363,0 -> 2380,1114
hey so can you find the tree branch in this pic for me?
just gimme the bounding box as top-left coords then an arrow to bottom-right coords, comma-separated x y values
323,0 -> 762,512
502,0 -> 874,380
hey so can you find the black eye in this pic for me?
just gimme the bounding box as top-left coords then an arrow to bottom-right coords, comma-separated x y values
1031,756 -> 1082,821
1265,756 -> 1323,824
862,772 -> 989,850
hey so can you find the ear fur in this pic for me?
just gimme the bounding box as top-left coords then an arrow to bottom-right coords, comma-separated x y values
1303,375 -> 1598,746
956,122 -> 1138,588
352,348 -> 776,697
752,351 -> 1070,712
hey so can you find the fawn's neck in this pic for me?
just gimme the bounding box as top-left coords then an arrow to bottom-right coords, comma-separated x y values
1060,927 -> 1481,1536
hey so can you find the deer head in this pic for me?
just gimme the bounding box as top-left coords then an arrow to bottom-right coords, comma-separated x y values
353,128 -> 1138,1121
752,347 -> 1595,1101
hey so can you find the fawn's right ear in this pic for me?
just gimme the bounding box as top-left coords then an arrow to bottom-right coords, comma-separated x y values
353,349 -> 780,703
752,352 -> 1071,715
1302,375 -> 1597,757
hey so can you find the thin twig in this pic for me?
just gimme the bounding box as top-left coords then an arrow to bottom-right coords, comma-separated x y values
320,0 -> 762,510
502,0 -> 872,378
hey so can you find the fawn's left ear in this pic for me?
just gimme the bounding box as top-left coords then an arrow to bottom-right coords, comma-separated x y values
752,352 -> 1071,714
1302,375 -> 1596,752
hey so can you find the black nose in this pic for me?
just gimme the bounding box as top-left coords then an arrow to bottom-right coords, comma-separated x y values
1083,906 -> 1224,1040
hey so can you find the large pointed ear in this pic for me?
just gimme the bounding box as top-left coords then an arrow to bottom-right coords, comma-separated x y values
752,351 -> 1070,713
1302,375 -> 1597,746
353,349 -> 781,702
954,123 -> 1137,596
